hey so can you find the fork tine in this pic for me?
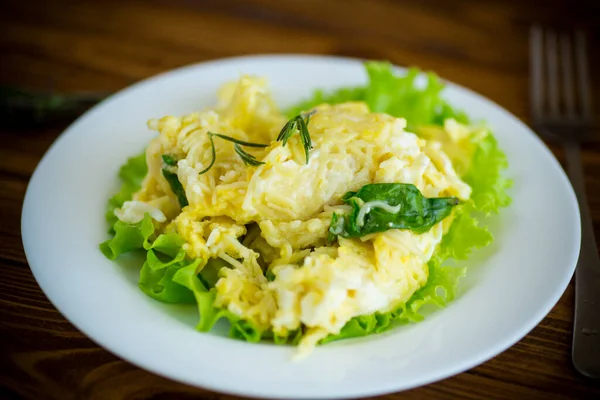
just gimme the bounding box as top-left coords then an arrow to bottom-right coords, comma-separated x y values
530,25 -> 545,121
575,31 -> 592,121
560,33 -> 576,118
545,30 -> 560,117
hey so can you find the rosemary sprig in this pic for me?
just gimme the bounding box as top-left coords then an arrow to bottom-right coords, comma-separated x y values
277,110 -> 316,164
234,144 -> 264,166
209,133 -> 270,148
199,132 -> 269,175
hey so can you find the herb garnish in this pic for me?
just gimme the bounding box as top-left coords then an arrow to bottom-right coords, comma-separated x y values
329,183 -> 459,239
161,154 -> 177,166
277,110 -> 315,164
199,132 -> 269,175
162,169 -> 188,208
160,154 -> 188,207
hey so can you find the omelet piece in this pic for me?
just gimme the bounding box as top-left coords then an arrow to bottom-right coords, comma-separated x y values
417,118 -> 489,176
117,75 -> 473,357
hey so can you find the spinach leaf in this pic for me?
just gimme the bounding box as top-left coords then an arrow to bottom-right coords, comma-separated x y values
162,168 -> 188,208
160,153 -> 188,207
161,154 -> 178,166
329,183 -> 459,238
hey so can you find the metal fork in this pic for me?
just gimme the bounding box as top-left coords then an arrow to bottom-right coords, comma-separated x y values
530,26 -> 600,378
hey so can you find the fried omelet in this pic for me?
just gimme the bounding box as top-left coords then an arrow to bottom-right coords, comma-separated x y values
115,76 -> 472,356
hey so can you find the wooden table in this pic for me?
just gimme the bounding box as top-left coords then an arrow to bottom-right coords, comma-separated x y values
1,0 -> 600,399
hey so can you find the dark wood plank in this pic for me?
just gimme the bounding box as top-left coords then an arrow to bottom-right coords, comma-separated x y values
1,0 -> 600,399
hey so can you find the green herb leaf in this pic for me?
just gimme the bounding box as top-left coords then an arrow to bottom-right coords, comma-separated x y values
276,111 -> 315,164
265,269 -> 276,282
160,153 -> 188,208
234,143 -> 265,166
329,183 -> 459,239
199,132 -> 268,174
198,134 -> 217,175
210,133 -> 269,148
162,168 -> 188,208
161,154 -> 177,166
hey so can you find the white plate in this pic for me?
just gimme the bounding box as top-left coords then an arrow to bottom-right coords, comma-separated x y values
22,55 -> 580,399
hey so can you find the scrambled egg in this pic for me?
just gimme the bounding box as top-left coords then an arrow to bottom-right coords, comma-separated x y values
115,76 -> 472,356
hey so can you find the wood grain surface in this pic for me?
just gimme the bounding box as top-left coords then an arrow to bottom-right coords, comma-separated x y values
1,0 -> 600,399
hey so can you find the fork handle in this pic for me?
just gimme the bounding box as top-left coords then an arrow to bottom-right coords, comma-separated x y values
565,142 -> 600,378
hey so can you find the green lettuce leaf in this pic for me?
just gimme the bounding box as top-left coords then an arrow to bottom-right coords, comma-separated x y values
105,151 -> 147,230
273,329 -> 303,345
99,213 -> 154,260
100,215 -> 230,306
138,259 -> 196,304
365,64 -> 444,129
286,86 -> 365,117
145,248 -> 186,271
100,214 -> 195,303
196,258 -> 229,289
100,148 -> 264,337
148,233 -> 185,256
463,134 -> 513,214
172,264 -> 263,342
436,203 -> 493,262
286,61 -> 469,129
321,314 -> 381,344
